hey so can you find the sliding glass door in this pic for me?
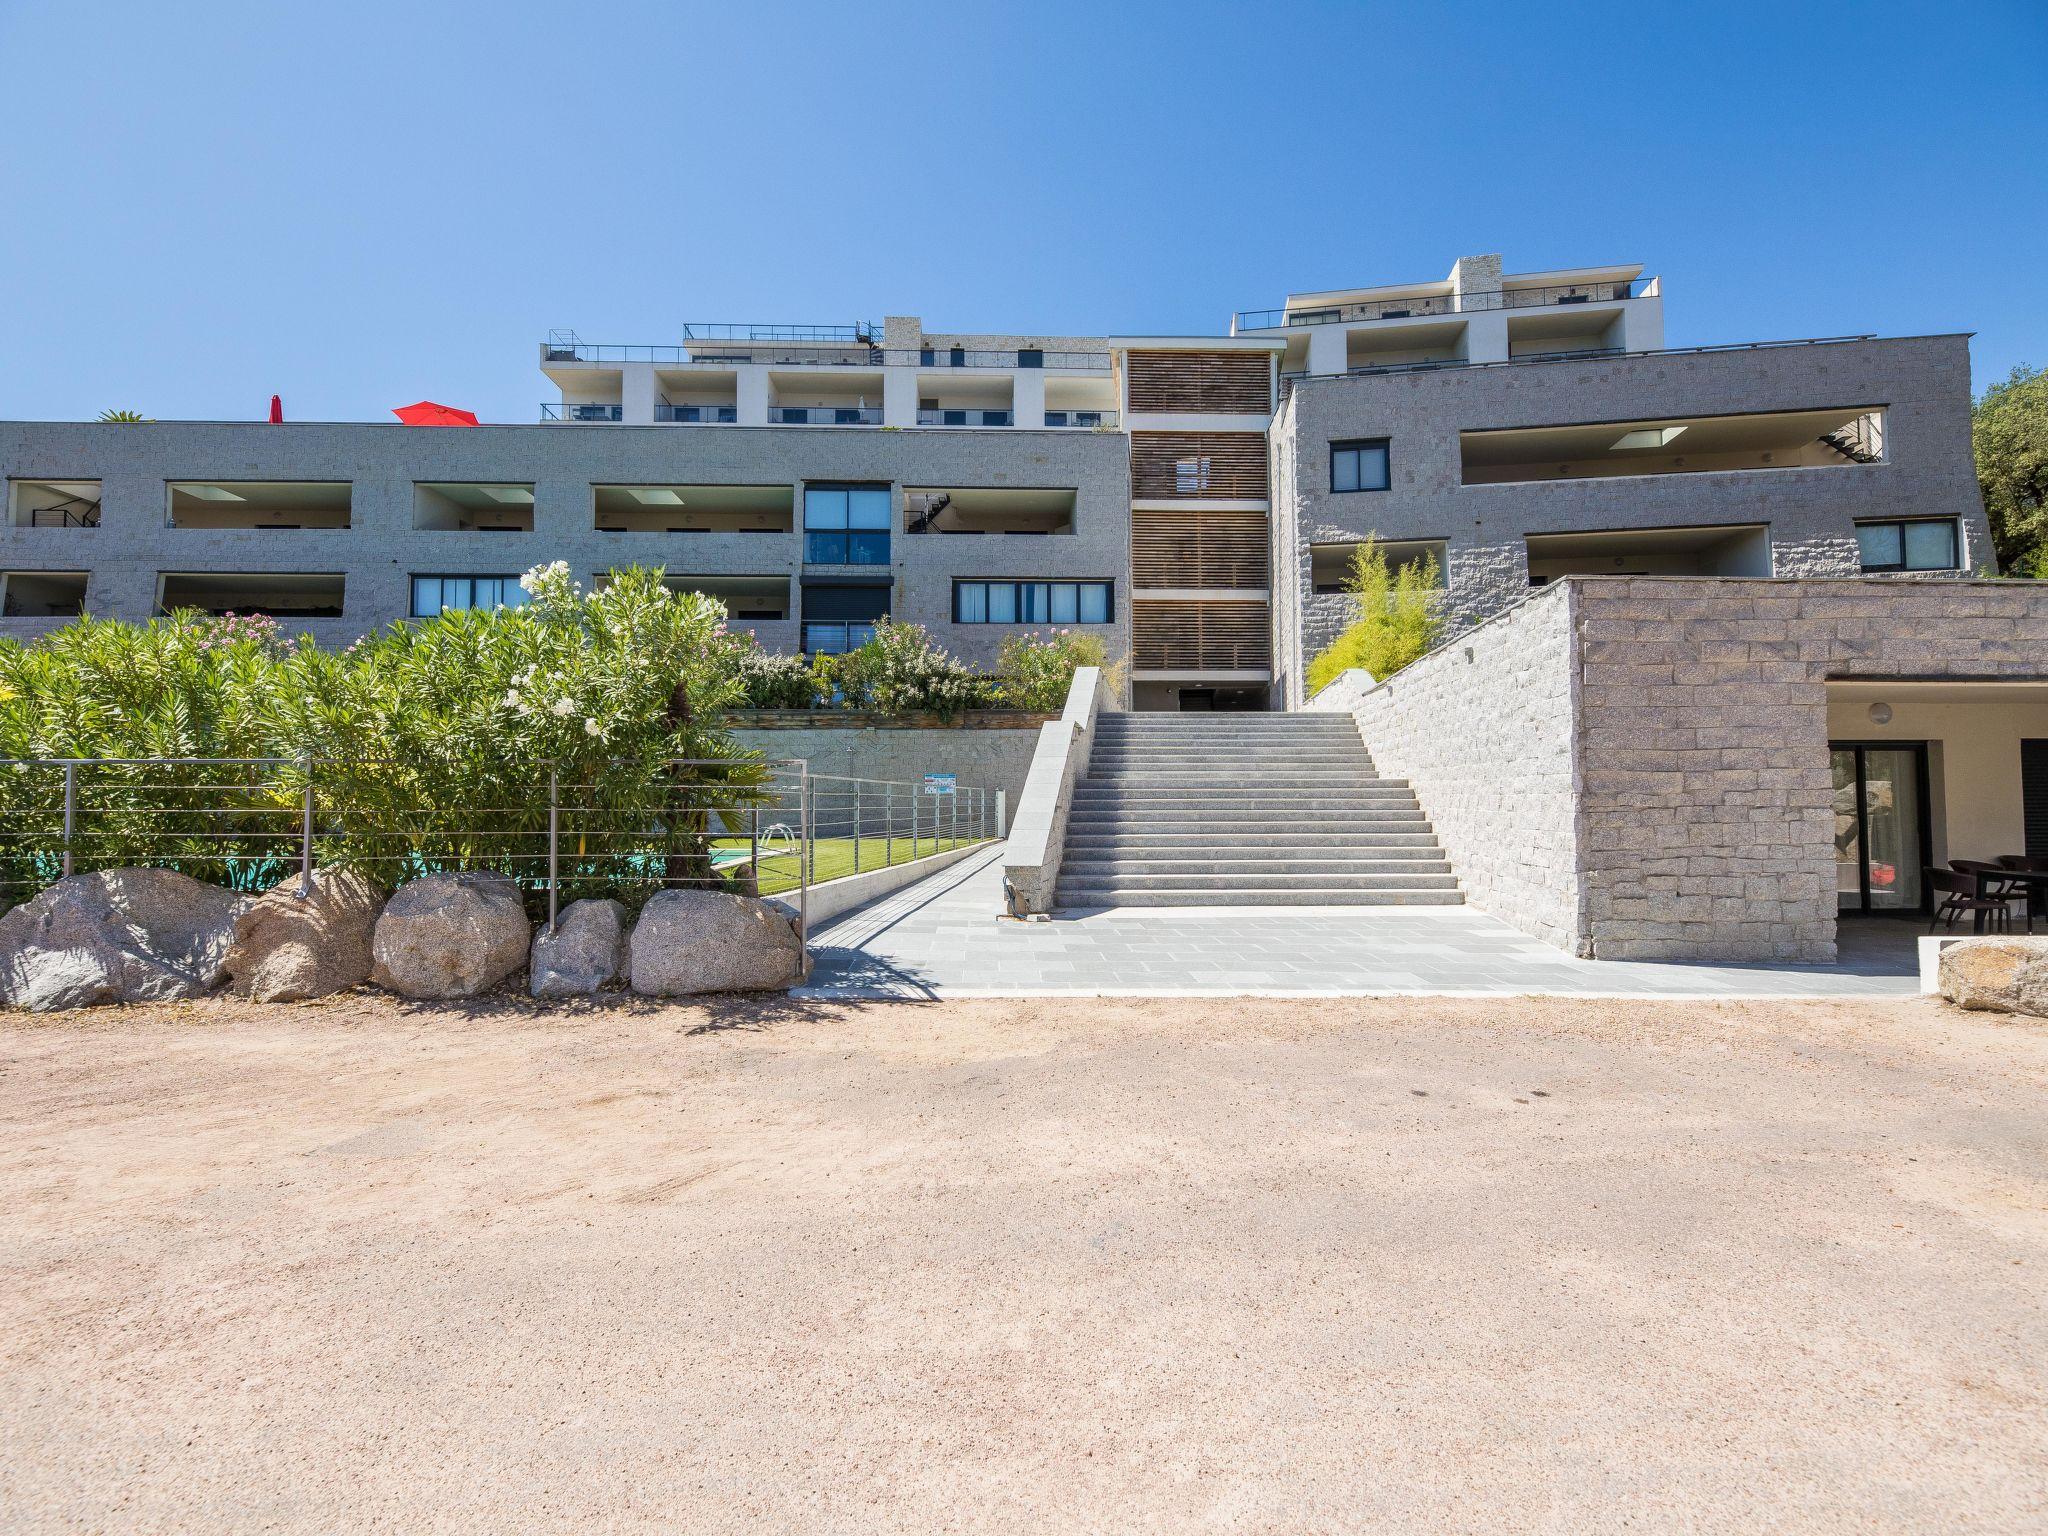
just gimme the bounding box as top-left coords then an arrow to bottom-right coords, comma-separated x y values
1832,743 -> 1928,913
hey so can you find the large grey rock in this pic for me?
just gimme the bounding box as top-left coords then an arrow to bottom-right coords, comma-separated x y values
627,890 -> 809,996
225,868 -> 387,1003
529,898 -> 630,998
370,872 -> 531,999
0,868 -> 254,1012
1938,937 -> 2048,1016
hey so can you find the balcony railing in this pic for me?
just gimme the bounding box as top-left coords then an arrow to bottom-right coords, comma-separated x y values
889,347 -> 1111,371
1235,277 -> 1657,332
770,406 -> 882,426
801,621 -> 878,655
655,403 -> 737,423
541,402 -> 624,422
1276,336 -> 1878,393
916,408 -> 1012,427
1042,409 -> 1118,428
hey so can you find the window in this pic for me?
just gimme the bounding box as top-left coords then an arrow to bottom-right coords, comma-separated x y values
411,575 -> 533,616
803,484 -> 892,564
1331,439 -> 1391,493
953,581 -> 1113,625
1174,456 -> 1212,494
1856,519 -> 1960,573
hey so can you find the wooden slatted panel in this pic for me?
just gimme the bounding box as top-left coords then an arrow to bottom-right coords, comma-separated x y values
1131,600 -> 1271,671
1130,432 -> 1269,501
1126,350 -> 1272,414
1131,510 -> 1269,590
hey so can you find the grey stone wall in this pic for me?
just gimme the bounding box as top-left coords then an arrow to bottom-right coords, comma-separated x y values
1571,577 -> 2048,963
1312,589 -> 1586,952
0,420 -> 1131,671
1270,335 -> 1990,695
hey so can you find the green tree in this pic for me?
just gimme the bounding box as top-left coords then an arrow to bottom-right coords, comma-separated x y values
1973,364 -> 2048,576
1305,537 -> 1445,697
95,409 -> 147,423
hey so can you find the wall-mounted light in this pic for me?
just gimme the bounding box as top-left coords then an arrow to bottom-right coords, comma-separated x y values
1868,702 -> 1893,725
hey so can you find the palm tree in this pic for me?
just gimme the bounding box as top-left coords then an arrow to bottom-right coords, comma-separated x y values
96,409 -> 147,423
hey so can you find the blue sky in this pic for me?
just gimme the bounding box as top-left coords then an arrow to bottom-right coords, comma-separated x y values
1,0 -> 2042,424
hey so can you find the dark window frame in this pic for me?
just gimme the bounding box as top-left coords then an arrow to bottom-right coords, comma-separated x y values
803,482 -> 893,566
951,579 -> 1115,625
1331,438 -> 1392,495
409,573 -> 532,617
1854,517 -> 1960,574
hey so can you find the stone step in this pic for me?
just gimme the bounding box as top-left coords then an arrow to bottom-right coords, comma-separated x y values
1051,887 -> 1468,908
1066,819 -> 1433,836
1076,780 -> 1411,793
1058,865 -> 1458,887
1063,832 -> 1442,851
1083,771 -> 1396,783
1063,857 -> 1452,877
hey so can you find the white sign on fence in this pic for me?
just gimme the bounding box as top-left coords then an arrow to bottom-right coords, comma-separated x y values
922,773 -> 956,797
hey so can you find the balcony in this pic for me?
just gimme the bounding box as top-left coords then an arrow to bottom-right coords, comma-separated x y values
167,482 -> 351,530
8,479 -> 101,528
655,403 -> 737,424
916,408 -> 1012,427
414,483 -> 535,532
543,324 -> 881,366
541,402 -> 623,423
1461,406 -> 1887,486
1043,409 -> 1117,428
157,572 -> 345,619
1235,276 -> 1657,331
905,488 -> 1075,536
770,405 -> 882,426
1,570 -> 87,617
595,484 -> 794,534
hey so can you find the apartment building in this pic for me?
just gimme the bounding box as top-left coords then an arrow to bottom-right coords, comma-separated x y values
0,254 -> 1995,713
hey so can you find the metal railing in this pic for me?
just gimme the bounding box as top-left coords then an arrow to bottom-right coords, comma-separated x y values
655,403 -> 738,423
21,502 -> 102,528
0,756 -> 1000,971
1277,336 -> 1881,392
916,408 -> 1012,427
770,405 -> 882,425
888,348 -> 1112,371
1235,276 -> 1658,331
1042,409 -> 1117,428
541,402 -> 624,422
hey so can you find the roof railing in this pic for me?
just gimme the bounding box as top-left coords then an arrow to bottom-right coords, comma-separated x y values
1276,335 -> 1880,393
1235,276 -> 1660,332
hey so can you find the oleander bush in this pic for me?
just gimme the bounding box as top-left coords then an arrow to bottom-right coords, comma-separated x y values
0,564 -> 767,908
828,618 -> 994,719
992,629 -> 1112,711
736,647 -> 832,709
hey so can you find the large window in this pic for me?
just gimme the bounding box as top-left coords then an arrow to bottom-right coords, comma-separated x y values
804,484 -> 891,564
1856,518 -> 1960,574
1331,439 -> 1392,493
410,574 -> 533,616
953,581 -> 1113,625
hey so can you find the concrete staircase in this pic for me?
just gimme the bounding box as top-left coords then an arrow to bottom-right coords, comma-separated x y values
1054,712 -> 1464,908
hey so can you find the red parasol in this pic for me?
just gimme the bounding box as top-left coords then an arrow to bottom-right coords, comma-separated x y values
392,401 -> 480,426
268,394 -> 283,424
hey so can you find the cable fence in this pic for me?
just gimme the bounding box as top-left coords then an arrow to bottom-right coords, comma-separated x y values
0,758 -> 997,944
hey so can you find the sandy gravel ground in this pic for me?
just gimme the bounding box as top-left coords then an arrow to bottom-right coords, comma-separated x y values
1,991 -> 2044,1534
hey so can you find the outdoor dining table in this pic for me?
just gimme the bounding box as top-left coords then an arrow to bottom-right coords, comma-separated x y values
1966,864 -> 2048,933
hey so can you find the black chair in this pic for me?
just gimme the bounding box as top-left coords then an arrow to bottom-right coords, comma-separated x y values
1946,862 -> 2032,934
1928,867 -> 2018,934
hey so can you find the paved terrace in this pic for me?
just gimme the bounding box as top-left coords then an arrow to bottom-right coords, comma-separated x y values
801,846 -> 1922,1000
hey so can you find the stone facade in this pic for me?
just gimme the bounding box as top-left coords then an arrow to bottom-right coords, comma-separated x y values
1307,590 -> 1585,952
0,420 -> 1131,670
1271,335 -> 1991,706
1314,575 -> 2048,964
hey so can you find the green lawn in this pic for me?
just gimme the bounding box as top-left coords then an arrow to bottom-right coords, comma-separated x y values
709,833 -> 988,895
